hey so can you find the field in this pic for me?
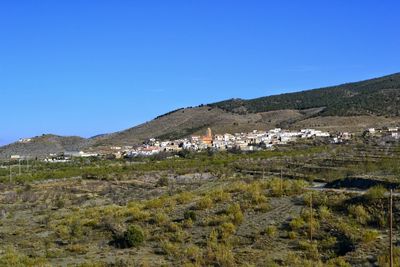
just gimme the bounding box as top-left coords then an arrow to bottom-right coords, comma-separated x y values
0,138 -> 400,266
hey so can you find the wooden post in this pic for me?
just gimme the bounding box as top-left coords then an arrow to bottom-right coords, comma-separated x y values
280,168 -> 283,194
389,189 -> 393,267
9,164 -> 12,183
310,193 -> 313,242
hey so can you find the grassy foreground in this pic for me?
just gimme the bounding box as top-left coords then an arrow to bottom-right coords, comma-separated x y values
0,141 -> 399,266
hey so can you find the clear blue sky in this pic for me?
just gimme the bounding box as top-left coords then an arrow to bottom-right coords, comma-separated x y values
1,1 -> 399,145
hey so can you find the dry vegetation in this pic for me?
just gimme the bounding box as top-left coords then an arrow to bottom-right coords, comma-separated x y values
1,140 -> 400,266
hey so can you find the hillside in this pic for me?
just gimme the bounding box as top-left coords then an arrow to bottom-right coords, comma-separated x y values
210,73 -> 400,116
2,72 -> 400,157
95,73 -> 400,146
0,135 -> 91,158
92,106 -> 320,146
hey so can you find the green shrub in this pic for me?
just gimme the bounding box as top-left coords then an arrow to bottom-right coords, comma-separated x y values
175,192 -> 195,204
320,236 -> 337,250
255,202 -> 270,212
144,198 -> 165,209
265,225 -> 277,238
206,214 -> 230,226
196,196 -> 213,210
166,222 -> 181,233
318,205 -> 331,220
161,240 -> 180,256
288,231 -> 297,239
209,189 -> 231,202
348,205 -> 370,225
183,218 -> 194,228
124,225 -> 145,248
153,212 -> 169,225
298,240 -> 319,261
184,244 -> 202,264
125,205 -> 150,221
219,222 -> 236,240
69,219 -> 83,242
184,210 -> 197,221
290,217 -> 305,231
226,203 -> 244,225
362,229 -> 379,244
365,185 -> 387,201
205,231 -> 235,267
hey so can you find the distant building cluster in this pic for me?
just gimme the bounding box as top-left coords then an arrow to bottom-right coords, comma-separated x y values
365,127 -> 400,139
106,127 -> 333,158
13,125 -> 400,162
35,127 -> 334,162
18,138 -> 32,143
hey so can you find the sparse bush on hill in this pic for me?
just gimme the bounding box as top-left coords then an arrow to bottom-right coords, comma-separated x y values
196,196 -> 213,210
123,225 -> 145,248
209,189 -> 231,202
298,240 -> 320,261
265,225 -> 277,238
348,205 -> 370,225
175,192 -> 195,204
361,229 -> 379,244
365,185 -> 387,201
290,217 -> 305,231
226,203 -> 244,225
219,222 -> 236,240
318,205 -> 331,220
184,210 -> 197,221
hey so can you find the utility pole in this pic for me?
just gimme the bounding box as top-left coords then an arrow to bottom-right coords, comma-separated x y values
9,164 -> 12,183
19,159 -> 21,176
280,167 -> 283,194
310,193 -> 313,242
389,189 -> 393,267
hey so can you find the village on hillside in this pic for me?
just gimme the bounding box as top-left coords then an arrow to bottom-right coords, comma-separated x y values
36,128 -> 333,162
8,126 -> 400,162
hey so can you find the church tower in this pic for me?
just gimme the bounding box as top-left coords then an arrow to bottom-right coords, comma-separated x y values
202,127 -> 213,145
207,127 -> 212,138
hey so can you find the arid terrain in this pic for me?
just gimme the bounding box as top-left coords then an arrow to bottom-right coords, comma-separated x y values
1,138 -> 400,266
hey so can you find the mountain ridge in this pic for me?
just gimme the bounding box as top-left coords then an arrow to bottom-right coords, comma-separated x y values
210,72 -> 400,116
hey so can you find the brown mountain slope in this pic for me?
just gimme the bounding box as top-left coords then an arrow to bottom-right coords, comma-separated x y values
94,106 -> 400,147
92,106 -> 311,146
0,135 -> 92,158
